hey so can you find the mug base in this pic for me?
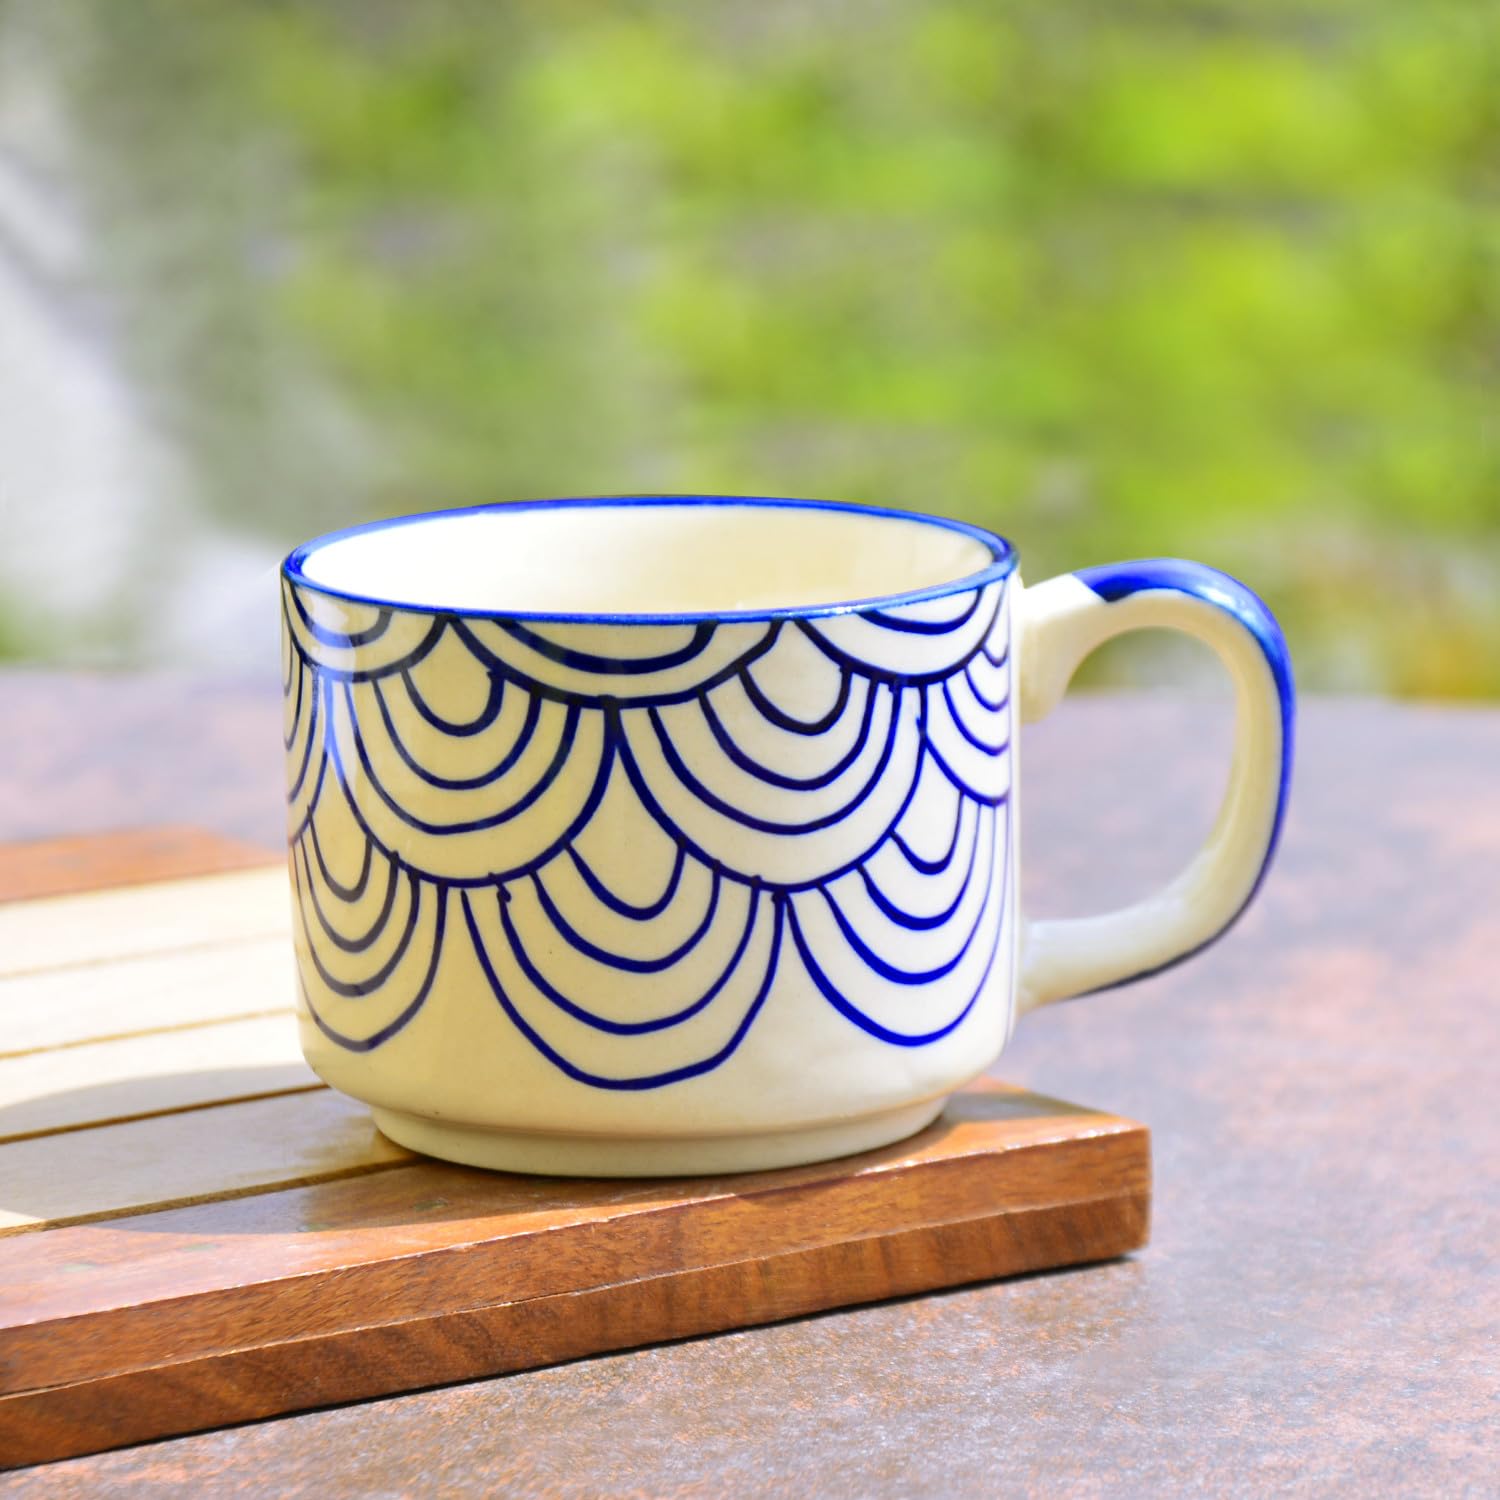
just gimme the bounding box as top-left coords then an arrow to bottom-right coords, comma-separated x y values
368,1098 -> 948,1177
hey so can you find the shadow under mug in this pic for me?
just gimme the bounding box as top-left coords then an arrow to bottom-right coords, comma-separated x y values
282,496 -> 1293,1175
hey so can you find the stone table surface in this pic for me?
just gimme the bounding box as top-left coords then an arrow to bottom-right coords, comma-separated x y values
1,674 -> 1496,1498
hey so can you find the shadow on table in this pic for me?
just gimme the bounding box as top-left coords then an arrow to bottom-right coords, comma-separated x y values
0,1064 -> 316,1142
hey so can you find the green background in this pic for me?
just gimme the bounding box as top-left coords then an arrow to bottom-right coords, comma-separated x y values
4,0 -> 1496,693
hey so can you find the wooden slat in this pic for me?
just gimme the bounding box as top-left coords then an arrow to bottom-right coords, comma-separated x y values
0,828 -> 277,905
0,867 -> 290,979
0,937 -> 294,1057
0,1014 -> 314,1144
0,1088 -> 410,1235
0,1084 -> 1150,1466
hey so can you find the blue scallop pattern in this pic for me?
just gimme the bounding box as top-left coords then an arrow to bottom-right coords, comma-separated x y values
283,576 -> 1013,1089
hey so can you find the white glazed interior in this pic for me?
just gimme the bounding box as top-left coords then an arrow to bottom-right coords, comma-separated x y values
296,501 -> 997,616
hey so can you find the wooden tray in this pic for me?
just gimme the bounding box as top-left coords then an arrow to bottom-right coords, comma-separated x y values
0,829 -> 1150,1470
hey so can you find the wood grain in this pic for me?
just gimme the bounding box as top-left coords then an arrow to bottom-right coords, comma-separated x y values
0,827 -> 276,905
0,1088 -> 406,1234
1,1197 -> 1146,1471
0,1082 -> 1148,1468
0,1014 -> 314,1143
0,1085 -> 1128,1358
0,866 -> 290,979
0,937 -> 294,1057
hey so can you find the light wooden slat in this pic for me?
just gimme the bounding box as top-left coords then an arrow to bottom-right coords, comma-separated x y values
0,1088 -> 411,1233
0,1014 -> 315,1141
0,937 -> 295,1056
0,867 -> 291,978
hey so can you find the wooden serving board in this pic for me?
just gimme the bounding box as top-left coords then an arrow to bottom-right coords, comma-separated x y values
0,829 -> 1151,1470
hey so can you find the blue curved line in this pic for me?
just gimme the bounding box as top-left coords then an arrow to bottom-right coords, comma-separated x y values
789,818 -> 1008,1046
286,742 -> 331,846
452,618 -> 785,710
370,675 -> 541,791
856,803 -> 982,931
861,590 -> 981,635
615,718 -> 931,896
401,665 -> 508,737
566,843 -> 687,920
962,657 -> 1009,713
696,678 -> 881,791
316,686 -> 928,898
296,891 -> 447,1053
889,817 -> 964,876
641,687 -> 904,837
529,863 -> 722,974
294,858 -> 421,996
339,681 -> 580,837
940,678 -> 1010,756
287,584 -> 393,649
285,673 -> 323,805
317,705 -> 618,887
794,587 -> 1004,687
739,663 -> 851,734
494,884 -> 761,1034
980,584 -> 1010,666
498,619 -> 716,675
815,807 -> 996,984
283,606 -> 449,683
463,889 -> 786,1089
282,659 -> 305,751
922,705 -> 1012,808
294,838 -> 400,955
305,818 -> 373,903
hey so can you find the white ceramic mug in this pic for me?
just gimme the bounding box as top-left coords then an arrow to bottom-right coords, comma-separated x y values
282,497 -> 1293,1175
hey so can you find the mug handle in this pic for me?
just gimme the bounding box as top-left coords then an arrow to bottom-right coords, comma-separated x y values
1016,559 -> 1295,1013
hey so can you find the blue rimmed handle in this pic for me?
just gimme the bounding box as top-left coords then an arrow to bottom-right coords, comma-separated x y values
1016,559 -> 1294,1012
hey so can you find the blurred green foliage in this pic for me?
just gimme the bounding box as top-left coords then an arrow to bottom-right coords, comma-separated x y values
21,0 -> 1500,691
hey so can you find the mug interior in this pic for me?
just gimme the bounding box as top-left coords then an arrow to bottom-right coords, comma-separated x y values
288,497 -> 1007,619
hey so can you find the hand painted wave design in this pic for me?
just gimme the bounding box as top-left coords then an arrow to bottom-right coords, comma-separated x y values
283,576 -> 1013,1088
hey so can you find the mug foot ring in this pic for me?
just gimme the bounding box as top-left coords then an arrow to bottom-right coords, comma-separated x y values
368,1099 -> 948,1177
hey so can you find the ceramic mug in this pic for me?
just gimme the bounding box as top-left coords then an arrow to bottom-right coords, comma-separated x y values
282,496 -> 1292,1175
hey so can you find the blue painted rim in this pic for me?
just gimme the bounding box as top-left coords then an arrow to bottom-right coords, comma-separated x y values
282,495 -> 1018,625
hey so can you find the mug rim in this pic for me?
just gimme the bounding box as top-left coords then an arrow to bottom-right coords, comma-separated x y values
282,494 -> 1018,626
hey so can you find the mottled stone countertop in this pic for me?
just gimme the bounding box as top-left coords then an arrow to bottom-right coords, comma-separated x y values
3,675 -> 1494,1497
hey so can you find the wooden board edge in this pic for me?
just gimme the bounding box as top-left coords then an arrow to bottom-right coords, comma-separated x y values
0,1121 -> 1148,1389
0,1186 -> 1150,1470
0,828 -> 279,905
